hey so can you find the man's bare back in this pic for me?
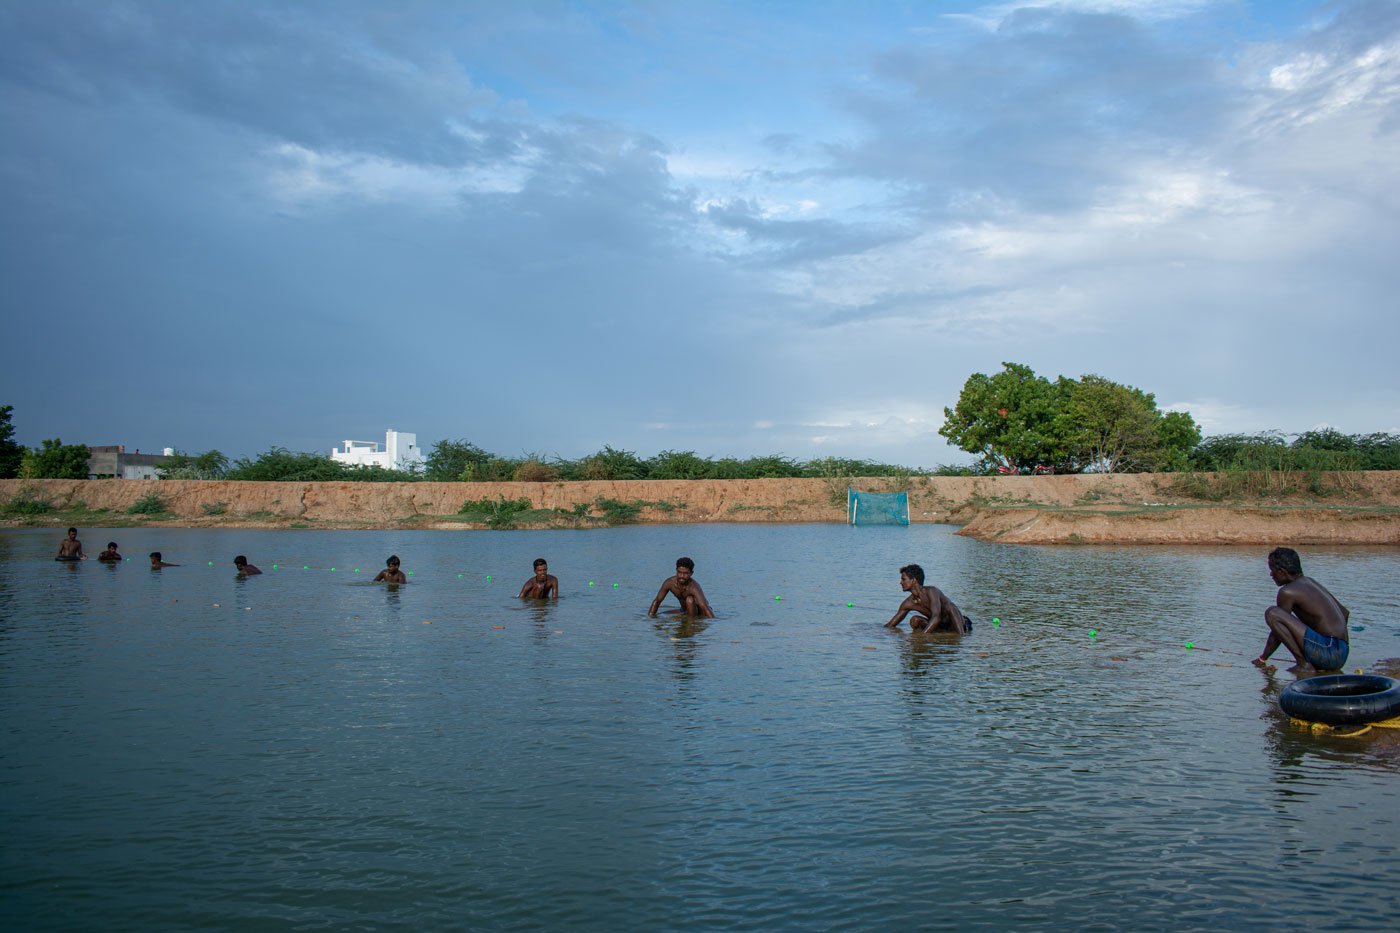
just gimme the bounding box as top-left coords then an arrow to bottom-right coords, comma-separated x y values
1256,547 -> 1350,671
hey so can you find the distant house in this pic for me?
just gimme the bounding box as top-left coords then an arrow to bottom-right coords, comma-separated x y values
87,445 -> 174,480
330,430 -> 425,472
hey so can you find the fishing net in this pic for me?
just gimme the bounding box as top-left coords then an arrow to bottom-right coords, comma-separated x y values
848,488 -> 909,526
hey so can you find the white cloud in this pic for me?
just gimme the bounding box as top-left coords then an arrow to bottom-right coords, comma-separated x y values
948,0 -> 1215,31
261,142 -> 533,209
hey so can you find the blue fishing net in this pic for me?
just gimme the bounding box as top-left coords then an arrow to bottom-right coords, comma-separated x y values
847,488 -> 909,525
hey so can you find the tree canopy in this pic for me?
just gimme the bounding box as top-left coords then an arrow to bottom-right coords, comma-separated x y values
20,438 -> 91,479
0,405 -> 22,479
941,363 -> 1199,473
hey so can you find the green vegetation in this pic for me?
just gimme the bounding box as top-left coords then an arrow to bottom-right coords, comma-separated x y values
457,496 -> 538,529
127,492 -> 170,515
20,438 -> 91,479
2,490 -> 55,515
0,405 -> 23,479
940,363 -> 1201,474
159,449 -> 230,480
224,448 -> 403,482
201,501 -> 228,516
451,495 -> 686,529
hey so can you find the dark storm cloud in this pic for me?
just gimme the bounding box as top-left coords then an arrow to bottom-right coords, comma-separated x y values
0,0 -> 501,166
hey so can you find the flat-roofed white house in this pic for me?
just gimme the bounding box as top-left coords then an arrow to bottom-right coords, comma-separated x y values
330,430 -> 425,472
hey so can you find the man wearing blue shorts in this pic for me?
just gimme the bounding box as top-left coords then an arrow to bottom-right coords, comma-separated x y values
1254,547 -> 1350,671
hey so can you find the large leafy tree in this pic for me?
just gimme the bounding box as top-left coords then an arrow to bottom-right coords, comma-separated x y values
158,449 -> 230,479
1061,375 -> 1164,473
0,405 -> 22,479
940,363 -> 1074,472
424,439 -> 493,481
942,364 -> 1199,473
20,438 -> 91,479
1157,410 -> 1203,472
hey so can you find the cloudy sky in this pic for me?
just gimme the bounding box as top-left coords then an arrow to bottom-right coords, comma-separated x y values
3,0 -> 1397,467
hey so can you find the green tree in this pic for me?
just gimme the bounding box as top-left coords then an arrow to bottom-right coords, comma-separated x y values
940,363 -> 1074,472
20,438 -> 91,479
1061,375 -> 1164,473
648,450 -> 712,479
0,405 -> 22,479
424,439 -> 494,481
574,446 -> 649,480
226,448 -> 354,482
1156,410 -> 1202,472
158,449 -> 230,480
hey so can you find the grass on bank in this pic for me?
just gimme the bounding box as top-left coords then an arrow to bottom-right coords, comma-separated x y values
449,496 -> 687,529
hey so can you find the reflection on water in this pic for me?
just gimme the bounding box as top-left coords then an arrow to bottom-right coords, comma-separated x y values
1,525 -> 1397,930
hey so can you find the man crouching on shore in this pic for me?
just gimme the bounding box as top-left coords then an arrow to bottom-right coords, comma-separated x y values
1255,547 -> 1349,671
886,563 -> 971,633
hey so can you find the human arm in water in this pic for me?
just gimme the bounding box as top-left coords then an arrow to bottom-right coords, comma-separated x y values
648,577 -> 678,617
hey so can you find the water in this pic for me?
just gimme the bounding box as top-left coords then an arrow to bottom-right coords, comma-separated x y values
2,525 -> 1398,930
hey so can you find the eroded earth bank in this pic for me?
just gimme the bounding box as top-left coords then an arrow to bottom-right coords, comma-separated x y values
4,472 -> 1400,545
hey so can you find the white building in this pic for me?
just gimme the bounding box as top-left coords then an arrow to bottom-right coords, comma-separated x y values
331,430 -> 425,472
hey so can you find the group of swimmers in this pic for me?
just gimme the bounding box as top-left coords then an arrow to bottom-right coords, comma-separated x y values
54,528 -> 1352,672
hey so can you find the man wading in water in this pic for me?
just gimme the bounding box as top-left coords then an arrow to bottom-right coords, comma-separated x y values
648,557 -> 715,618
1254,546 -> 1350,671
886,563 -> 971,633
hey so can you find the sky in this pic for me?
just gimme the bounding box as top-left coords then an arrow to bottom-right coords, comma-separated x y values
2,0 -> 1398,468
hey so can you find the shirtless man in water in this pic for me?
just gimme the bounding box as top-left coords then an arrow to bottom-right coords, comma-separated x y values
234,555 -> 262,576
56,528 -> 85,561
373,555 -> 407,584
886,563 -> 971,633
97,542 -> 121,562
518,558 -> 558,599
1254,547 -> 1350,671
648,557 -> 715,618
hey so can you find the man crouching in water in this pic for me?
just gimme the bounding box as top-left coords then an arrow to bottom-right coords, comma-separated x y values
1255,546 -> 1349,671
648,556 -> 715,618
886,563 -> 971,633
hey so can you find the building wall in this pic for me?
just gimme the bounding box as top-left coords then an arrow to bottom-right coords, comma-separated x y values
332,430 -> 424,472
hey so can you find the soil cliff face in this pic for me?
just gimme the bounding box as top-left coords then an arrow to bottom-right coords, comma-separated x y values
4,472 -> 1400,545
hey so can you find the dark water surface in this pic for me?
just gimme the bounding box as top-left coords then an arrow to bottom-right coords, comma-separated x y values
2,525 -> 1398,930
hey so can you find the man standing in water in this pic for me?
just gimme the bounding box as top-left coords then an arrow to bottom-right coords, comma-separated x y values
373,555 -> 407,584
886,563 -> 971,633
1255,547 -> 1350,671
648,557 -> 715,618
234,555 -> 262,576
518,558 -> 558,599
56,528 -> 85,561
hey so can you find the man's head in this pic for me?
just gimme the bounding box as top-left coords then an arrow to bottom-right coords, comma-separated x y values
387,555 -> 401,568
67,528 -> 78,538
234,555 -> 248,568
1267,547 -> 1302,583
900,563 -> 925,585
107,542 -> 118,550
676,556 -> 695,582
150,552 -> 161,562
533,558 -> 548,576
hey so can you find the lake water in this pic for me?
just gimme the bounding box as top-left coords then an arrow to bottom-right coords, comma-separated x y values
2,525 -> 1399,930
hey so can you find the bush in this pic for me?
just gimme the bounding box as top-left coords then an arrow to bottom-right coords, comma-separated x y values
201,501 -> 228,516
513,459 -> 558,483
127,492 -> 170,515
2,491 -> 55,515
594,497 -> 642,524
458,496 -> 534,529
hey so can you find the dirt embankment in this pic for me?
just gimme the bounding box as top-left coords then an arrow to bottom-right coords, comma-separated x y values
4,472 -> 1400,545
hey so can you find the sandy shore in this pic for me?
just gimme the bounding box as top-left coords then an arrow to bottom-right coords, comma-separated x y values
4,473 -> 1399,545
